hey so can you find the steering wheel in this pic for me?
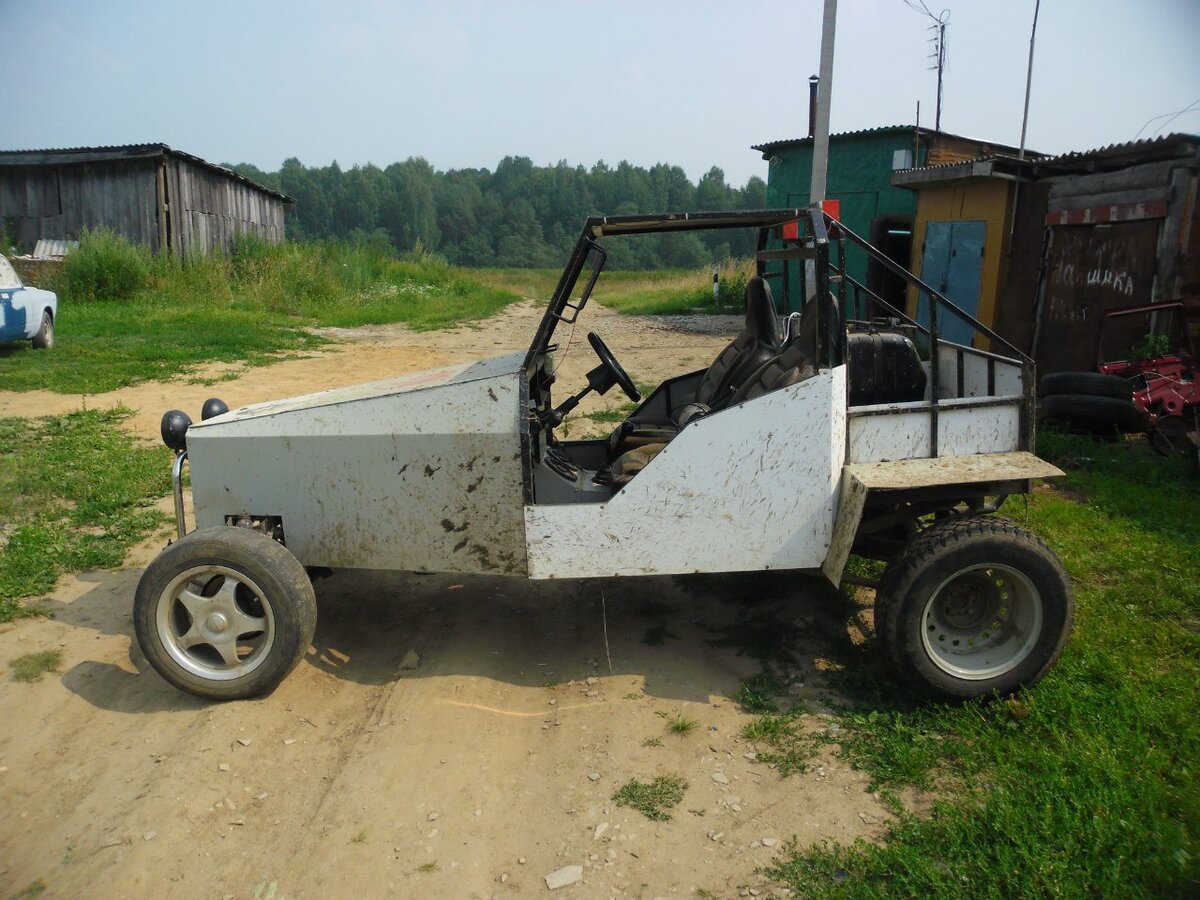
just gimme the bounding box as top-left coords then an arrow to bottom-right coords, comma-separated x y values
587,332 -> 641,402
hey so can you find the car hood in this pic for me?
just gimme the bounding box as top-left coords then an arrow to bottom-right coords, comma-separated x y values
193,351 -> 526,428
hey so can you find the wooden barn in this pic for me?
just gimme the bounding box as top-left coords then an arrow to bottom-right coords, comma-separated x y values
0,143 -> 292,256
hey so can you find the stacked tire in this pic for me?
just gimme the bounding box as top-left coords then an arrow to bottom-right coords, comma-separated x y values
1037,372 -> 1148,435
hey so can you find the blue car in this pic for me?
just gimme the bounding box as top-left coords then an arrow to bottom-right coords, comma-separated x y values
0,254 -> 56,349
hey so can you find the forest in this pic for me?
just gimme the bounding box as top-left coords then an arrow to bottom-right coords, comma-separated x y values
226,156 -> 768,270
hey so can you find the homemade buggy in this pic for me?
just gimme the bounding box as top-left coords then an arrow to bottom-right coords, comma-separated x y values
136,207 -> 1072,702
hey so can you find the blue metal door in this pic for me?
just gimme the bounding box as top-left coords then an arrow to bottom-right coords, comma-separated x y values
917,220 -> 985,346
0,290 -> 27,342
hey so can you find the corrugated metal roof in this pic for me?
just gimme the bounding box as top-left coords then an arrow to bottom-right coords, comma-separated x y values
0,143 -> 293,202
752,125 -> 1031,159
891,131 -> 1200,181
752,125 -> 918,153
1023,131 -> 1199,166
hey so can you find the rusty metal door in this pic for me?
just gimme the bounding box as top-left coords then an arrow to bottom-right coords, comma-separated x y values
1035,220 -> 1161,373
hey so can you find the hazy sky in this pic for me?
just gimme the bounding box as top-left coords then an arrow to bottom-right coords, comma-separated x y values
3,1 -> 1198,187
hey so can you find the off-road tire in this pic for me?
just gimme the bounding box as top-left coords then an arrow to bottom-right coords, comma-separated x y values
134,526 -> 317,701
1038,371 -> 1131,401
1040,393 -> 1150,434
31,311 -> 54,349
875,515 -> 1073,701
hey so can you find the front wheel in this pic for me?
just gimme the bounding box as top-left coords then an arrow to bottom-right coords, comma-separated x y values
875,516 -> 1073,701
134,526 -> 317,700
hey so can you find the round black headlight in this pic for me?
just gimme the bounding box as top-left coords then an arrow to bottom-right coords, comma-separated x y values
201,397 -> 229,421
160,409 -> 192,452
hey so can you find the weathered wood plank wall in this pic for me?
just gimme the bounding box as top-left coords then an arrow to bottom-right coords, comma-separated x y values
1,151 -> 287,256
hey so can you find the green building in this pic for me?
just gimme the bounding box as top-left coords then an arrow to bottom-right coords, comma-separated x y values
752,126 -> 1021,314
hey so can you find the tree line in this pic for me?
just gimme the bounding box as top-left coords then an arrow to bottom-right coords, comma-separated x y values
226,156 -> 767,269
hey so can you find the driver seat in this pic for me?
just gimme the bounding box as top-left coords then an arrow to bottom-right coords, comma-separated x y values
607,276 -> 782,455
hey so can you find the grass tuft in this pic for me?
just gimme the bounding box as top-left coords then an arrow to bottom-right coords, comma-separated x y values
667,714 -> 699,736
612,774 -> 688,821
9,650 -> 62,682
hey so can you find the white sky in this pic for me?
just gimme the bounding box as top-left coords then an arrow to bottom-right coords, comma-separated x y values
3,0 -> 1198,187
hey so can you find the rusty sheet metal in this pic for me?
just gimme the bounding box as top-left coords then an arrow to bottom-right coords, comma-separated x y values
187,353 -> 529,575
524,368 -> 848,579
1036,220 -> 1161,373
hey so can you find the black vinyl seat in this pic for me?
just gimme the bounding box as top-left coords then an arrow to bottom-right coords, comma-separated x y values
607,276 -> 781,455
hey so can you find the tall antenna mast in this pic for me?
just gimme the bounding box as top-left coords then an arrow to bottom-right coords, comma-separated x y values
905,2 -> 950,132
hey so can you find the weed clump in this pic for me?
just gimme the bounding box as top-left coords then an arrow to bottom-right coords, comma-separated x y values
612,774 -> 688,821
63,227 -> 151,301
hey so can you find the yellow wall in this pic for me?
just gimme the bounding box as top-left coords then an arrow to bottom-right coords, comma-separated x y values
908,179 -> 1015,346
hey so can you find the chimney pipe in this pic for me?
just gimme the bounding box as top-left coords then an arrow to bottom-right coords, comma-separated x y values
808,75 -> 819,138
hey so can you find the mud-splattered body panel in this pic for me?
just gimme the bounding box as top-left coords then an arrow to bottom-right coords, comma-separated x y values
187,354 -> 529,574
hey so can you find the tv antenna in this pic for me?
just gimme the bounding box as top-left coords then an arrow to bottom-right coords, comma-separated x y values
904,1 -> 950,132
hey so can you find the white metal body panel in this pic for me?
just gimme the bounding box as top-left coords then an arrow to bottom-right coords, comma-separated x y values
524,367 -> 847,578
935,343 -> 1024,398
187,353 -> 528,575
847,398 -> 1021,463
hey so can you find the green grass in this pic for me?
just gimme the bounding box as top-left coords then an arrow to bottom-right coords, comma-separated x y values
0,407 -> 170,621
612,774 -> 689,821
589,258 -> 751,316
1,234 -> 521,394
641,737 -> 663,748
761,431 -> 1199,897
470,259 -> 752,316
9,649 -> 62,682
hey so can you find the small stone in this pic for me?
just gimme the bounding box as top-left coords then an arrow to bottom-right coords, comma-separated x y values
711,772 -> 729,785
708,831 -> 724,841
500,873 -> 509,883
585,691 -> 599,698
730,803 -> 742,812
761,837 -> 779,848
236,738 -> 251,747
474,809 -> 482,817
587,772 -> 601,782
398,649 -> 420,671
743,753 -> 757,761
284,739 -> 297,746
427,812 -> 439,821
544,864 -> 583,890
585,677 -> 598,685
518,856 -> 527,865
256,792 -> 269,801
548,699 -> 556,706
143,831 -> 157,841
593,822 -> 609,840
218,763 -> 230,772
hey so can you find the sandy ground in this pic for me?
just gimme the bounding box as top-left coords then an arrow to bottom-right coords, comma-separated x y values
0,300 -> 906,899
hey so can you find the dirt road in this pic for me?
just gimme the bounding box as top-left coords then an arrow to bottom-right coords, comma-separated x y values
0,301 -> 899,899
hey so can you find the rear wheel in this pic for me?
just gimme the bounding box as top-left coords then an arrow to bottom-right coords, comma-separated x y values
31,311 -> 54,349
875,516 -> 1073,700
134,526 -> 317,700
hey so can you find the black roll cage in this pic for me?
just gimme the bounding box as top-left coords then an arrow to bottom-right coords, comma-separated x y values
525,205 -> 1036,454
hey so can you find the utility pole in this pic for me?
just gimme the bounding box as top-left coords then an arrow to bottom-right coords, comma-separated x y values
809,0 -> 837,204
1018,0 -> 1041,158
